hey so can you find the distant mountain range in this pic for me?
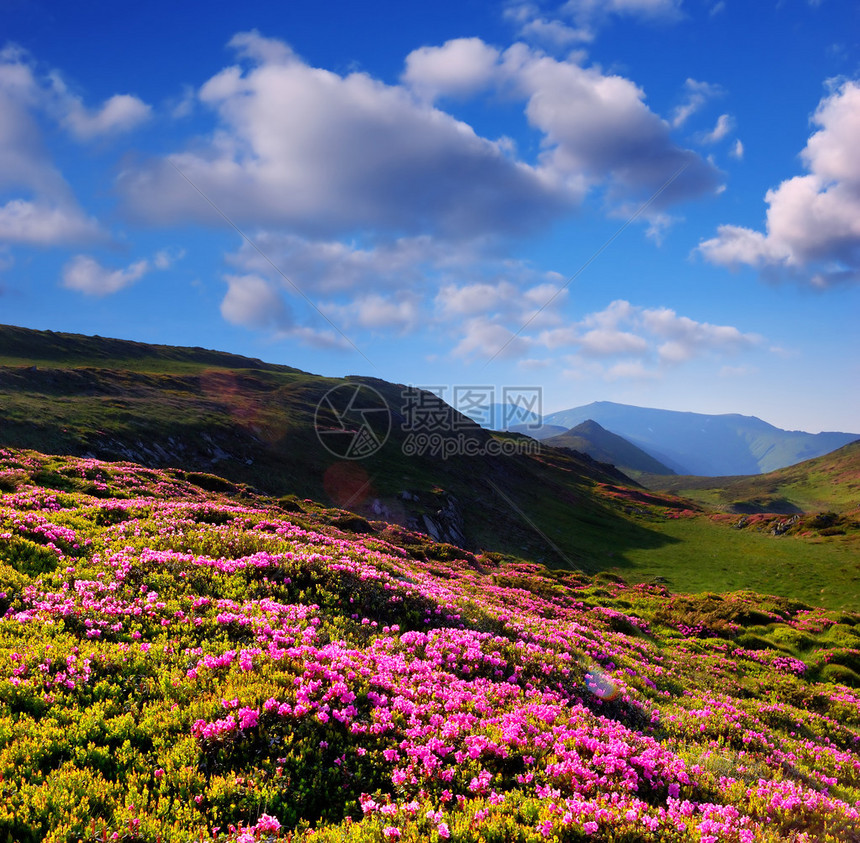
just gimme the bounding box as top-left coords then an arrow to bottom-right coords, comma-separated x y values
541,402 -> 858,476
486,400 -> 858,477
543,420 -> 676,478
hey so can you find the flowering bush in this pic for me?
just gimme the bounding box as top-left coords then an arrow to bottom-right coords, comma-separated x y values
0,448 -> 858,842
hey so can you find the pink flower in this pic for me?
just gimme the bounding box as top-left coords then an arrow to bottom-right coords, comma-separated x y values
255,814 -> 281,833
383,827 -> 401,839
438,821 -> 450,839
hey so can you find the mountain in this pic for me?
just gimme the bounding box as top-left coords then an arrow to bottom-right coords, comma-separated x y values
645,439 -> 860,514
508,422 -> 568,439
544,401 -> 859,476
0,324 -> 668,569
544,420 -> 675,478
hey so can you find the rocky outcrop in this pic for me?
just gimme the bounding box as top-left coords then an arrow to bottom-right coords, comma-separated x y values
395,490 -> 468,548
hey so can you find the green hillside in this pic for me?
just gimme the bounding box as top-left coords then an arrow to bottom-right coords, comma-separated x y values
644,440 -> 860,514
1,324 -> 858,610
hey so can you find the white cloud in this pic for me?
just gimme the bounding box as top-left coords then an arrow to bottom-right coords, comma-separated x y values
1,46 -> 151,143
436,281 -> 519,318
0,45 -> 147,248
730,138 -> 744,160
507,0 -> 683,47
61,254 -> 149,296
640,305 -> 758,360
504,3 -> 593,47
719,364 -> 756,378
119,31 -> 719,243
441,294 -> 759,374
579,328 -> 650,356
672,78 -> 723,128
537,299 -> 759,363
119,31 -> 569,240
60,247 -> 183,296
605,359 -> 660,381
699,79 -> 860,286
403,38 -> 501,101
153,247 -> 186,270
220,272 -> 353,349
517,357 -> 552,370
0,199 -> 101,246
61,92 -> 151,140
451,316 -> 532,359
221,274 -> 293,331
698,113 -> 734,144
230,233 -> 446,295
505,46 -> 722,209
325,293 -> 420,332
435,278 -> 568,338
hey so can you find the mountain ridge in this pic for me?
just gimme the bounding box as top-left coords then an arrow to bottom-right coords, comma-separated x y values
543,400 -> 858,476
544,419 -> 676,478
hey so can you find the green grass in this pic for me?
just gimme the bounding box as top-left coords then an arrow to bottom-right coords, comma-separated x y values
644,440 -> 860,513
2,323 -> 859,615
606,513 -> 860,612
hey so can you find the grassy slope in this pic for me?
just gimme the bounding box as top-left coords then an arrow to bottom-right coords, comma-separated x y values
1,324 -> 858,611
643,440 -> 860,514
0,325 -> 662,570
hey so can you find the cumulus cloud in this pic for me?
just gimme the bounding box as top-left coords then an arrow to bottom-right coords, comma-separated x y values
119,31 -> 569,240
61,254 -> 150,296
221,274 -> 293,331
438,292 -> 758,376
61,92 -> 151,140
60,246 -> 183,296
451,316 -> 532,359
504,3 -> 594,47
0,45 -> 149,247
640,304 -> 759,361
405,38 -> 722,212
325,293 -> 420,332
505,45 -> 722,208
579,328 -> 650,356
120,31 -> 719,246
402,38 -> 501,101
536,299 -> 759,364
436,281 -> 519,318
1,45 -> 151,143
229,233 -> 447,295
699,79 -> 860,286
0,200 -> 101,246
153,247 -> 186,269
605,359 -> 660,381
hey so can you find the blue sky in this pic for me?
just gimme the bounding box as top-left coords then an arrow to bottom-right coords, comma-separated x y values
1,0 -> 858,432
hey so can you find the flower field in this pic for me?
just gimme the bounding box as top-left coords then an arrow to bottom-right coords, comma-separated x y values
1,449 -> 859,842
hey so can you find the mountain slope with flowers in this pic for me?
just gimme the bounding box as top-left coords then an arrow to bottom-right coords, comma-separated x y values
1,448 -> 859,842
1,324 -> 859,611
0,323 -> 659,566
